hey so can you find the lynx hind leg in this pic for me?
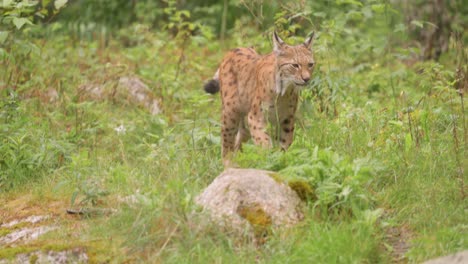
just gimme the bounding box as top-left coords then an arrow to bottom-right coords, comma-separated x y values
234,119 -> 251,151
221,109 -> 242,161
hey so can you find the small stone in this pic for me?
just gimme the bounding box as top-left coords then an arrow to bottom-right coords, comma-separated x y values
117,76 -> 161,115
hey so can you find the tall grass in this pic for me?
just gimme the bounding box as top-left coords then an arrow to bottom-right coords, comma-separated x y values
1,11 -> 466,264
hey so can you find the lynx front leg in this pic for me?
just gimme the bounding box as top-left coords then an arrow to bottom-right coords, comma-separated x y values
279,115 -> 295,150
278,92 -> 299,151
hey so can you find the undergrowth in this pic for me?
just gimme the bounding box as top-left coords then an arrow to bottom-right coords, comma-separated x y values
0,1 -> 466,263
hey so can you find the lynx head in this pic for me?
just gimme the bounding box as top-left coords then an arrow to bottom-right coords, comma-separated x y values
273,31 -> 315,94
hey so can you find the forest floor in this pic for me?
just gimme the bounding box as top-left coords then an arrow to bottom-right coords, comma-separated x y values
1,29 -> 466,263
1,184 -> 415,263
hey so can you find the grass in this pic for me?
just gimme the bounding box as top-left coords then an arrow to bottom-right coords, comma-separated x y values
1,24 -> 466,263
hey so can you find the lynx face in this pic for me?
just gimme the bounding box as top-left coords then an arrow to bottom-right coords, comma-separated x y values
277,46 -> 315,87
273,33 -> 315,95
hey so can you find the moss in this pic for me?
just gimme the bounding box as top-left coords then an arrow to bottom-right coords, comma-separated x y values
29,253 -> 38,264
0,244 -> 71,260
0,220 -> 52,238
237,203 -> 272,243
237,203 -> 272,227
0,246 -> 36,259
0,242 -> 112,263
0,228 -> 13,237
288,180 -> 316,202
41,244 -> 73,252
266,172 -> 316,202
83,240 -> 118,263
5,221 -> 32,231
267,172 -> 285,183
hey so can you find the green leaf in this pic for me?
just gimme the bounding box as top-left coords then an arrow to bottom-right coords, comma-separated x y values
389,120 -> 403,127
179,10 -> 190,18
313,12 -> 326,18
340,186 -> 352,197
54,0 -> 68,9
336,0 -> 363,7
0,31 -> 9,44
411,20 -> 424,28
71,191 -> 78,206
371,4 -> 386,13
360,208 -> 384,225
346,10 -> 363,21
0,48 -> 7,58
12,17 -> 32,30
405,133 -> 413,152
394,23 -> 406,33
17,1 -> 38,8
2,0 -> 14,8
276,17 -> 287,25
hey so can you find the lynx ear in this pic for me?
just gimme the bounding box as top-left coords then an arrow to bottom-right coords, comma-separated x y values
273,31 -> 285,53
303,32 -> 315,50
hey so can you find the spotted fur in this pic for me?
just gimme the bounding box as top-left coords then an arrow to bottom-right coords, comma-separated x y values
204,32 -> 315,166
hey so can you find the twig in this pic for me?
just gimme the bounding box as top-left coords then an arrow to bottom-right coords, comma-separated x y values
174,35 -> 188,81
221,0 -> 228,42
238,0 -> 263,27
155,224 -> 179,257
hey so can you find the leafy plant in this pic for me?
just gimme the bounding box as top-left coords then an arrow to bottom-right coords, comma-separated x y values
0,89 -> 72,190
1,0 -> 68,89
70,173 -> 110,207
233,145 -> 380,219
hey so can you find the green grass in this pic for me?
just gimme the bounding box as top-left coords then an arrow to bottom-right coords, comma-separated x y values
1,23 -> 466,263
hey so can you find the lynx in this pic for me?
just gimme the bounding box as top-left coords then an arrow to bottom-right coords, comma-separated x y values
204,32 -> 315,166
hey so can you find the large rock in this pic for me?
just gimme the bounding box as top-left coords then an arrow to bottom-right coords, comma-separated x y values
195,168 -> 304,237
422,250 -> 468,264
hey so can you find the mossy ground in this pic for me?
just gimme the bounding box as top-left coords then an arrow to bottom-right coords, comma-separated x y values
0,193 -> 118,262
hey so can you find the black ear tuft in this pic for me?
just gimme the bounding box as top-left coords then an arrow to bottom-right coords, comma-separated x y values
303,32 -> 315,49
204,79 -> 220,94
273,31 -> 285,52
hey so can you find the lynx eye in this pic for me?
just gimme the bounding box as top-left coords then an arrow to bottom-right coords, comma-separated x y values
308,62 -> 315,68
291,63 -> 299,68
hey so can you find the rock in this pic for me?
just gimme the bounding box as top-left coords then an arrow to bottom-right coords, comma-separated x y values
1,215 -> 49,228
117,76 -> 161,115
0,214 -> 89,263
21,88 -> 59,103
0,226 -> 57,245
0,248 -> 88,264
78,76 -> 161,115
422,250 -> 468,264
78,84 -> 104,101
0,215 -> 56,246
43,88 -> 59,103
195,168 -> 304,237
